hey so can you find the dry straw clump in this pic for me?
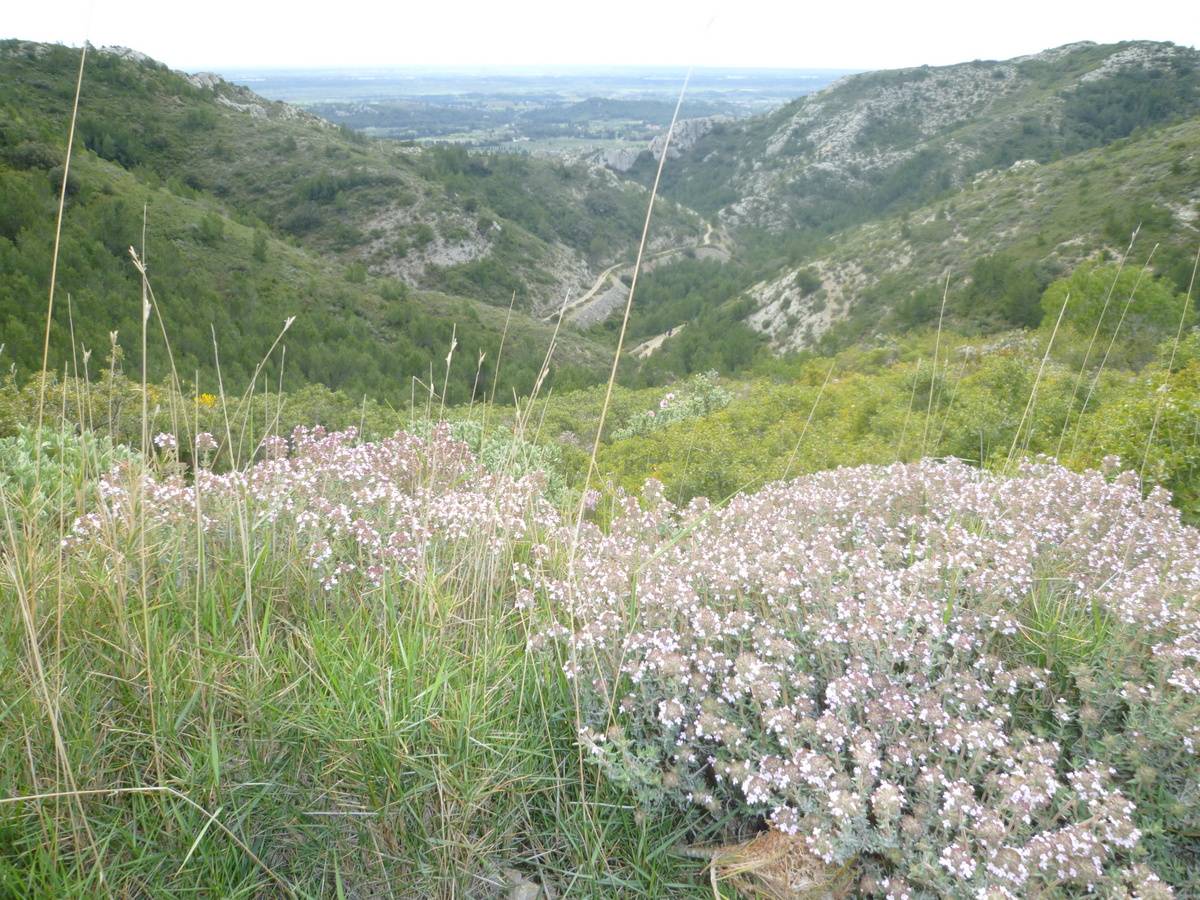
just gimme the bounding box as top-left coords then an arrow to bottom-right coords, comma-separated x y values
527,457 -> 1199,897
681,827 -> 856,898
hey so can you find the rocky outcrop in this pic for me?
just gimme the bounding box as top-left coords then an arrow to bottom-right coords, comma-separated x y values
185,71 -> 224,90
666,41 -> 1198,233
99,45 -> 154,65
597,146 -> 642,171
737,108 -> 1200,352
648,115 -> 731,160
1078,42 -> 1193,82
745,259 -> 868,351
182,70 -> 333,127
597,115 -> 732,172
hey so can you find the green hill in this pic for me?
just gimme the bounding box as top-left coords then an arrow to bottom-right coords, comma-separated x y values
636,41 -> 1199,238
5,39 -> 1200,401
742,115 -> 1200,352
601,43 -> 1200,363
1,41 -> 684,403
0,141 -> 609,405
2,45 -> 628,403
1,41 -> 703,315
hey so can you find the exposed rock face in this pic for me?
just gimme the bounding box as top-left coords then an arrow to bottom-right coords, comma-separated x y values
1078,42 -> 1193,82
740,111 -> 1200,352
361,203 -> 491,278
666,41 -> 1198,233
639,40 -> 1200,350
566,277 -> 626,326
0,40 -> 54,59
183,70 -> 333,127
648,115 -> 732,160
91,46 -> 333,129
746,259 -> 867,352
713,60 -> 1032,231
597,147 -> 641,172
99,45 -> 154,65
597,115 -> 732,172
358,199 -> 596,317
185,72 -> 223,90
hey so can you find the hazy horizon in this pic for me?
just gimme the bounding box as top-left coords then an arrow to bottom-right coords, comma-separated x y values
218,64 -> 855,75
3,0 -> 1197,72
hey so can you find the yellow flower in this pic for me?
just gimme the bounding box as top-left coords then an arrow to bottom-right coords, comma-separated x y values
196,393 -> 217,408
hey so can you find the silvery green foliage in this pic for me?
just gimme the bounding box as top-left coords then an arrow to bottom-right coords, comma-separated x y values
0,425 -> 136,521
527,459 -> 1198,896
450,420 -> 567,506
612,371 -> 732,442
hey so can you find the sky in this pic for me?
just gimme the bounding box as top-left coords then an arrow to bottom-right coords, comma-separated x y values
3,0 -> 1198,72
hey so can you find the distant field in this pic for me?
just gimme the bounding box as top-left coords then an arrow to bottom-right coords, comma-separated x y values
217,65 -> 855,154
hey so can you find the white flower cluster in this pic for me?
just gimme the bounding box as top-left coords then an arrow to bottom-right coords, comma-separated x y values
60,430 -> 1200,893
528,458 -> 1200,895
65,425 -> 557,592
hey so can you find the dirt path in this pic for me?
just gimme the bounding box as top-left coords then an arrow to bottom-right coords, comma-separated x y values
552,260 -> 625,321
630,323 -> 687,358
544,220 -> 731,325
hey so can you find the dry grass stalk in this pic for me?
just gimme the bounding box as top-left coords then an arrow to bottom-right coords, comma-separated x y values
681,829 -> 856,900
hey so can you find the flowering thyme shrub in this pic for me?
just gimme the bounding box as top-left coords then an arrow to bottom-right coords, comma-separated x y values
528,459 -> 1200,895
66,424 -> 557,594
411,418 -> 569,505
612,371 -> 732,442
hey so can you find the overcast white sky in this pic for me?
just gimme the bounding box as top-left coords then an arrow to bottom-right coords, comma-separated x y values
4,0 -> 1198,71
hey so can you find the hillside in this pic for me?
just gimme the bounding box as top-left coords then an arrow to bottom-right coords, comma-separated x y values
0,41 -> 704,317
5,31 -> 1200,899
0,144 -> 611,405
591,42 -> 1200,360
746,115 -> 1200,350
634,41 -> 1199,237
10,39 -> 1198,390
0,42 -> 622,404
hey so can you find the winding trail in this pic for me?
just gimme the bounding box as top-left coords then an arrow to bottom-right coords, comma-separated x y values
630,323 -> 687,358
545,220 -> 730,325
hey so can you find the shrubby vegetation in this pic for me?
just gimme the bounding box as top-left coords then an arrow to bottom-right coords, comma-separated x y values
592,258 -> 752,343
0,153 -> 606,405
579,258 -> 766,384
533,459 -> 1199,894
1043,261 -> 1195,368
0,425 -> 136,530
6,408 -> 1198,893
2,423 -> 721,895
417,145 -> 695,267
611,370 -> 732,441
0,39 -> 698,342
653,41 -> 1198,232
631,312 -> 763,385
524,261 -> 1189,524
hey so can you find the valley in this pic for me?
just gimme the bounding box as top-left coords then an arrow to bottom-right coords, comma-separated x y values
8,38 -> 1196,395
548,220 -> 731,326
